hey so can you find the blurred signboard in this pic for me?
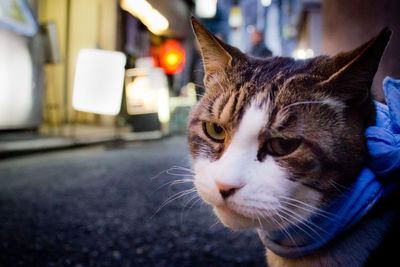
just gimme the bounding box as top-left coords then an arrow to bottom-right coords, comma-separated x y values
125,67 -> 170,123
0,26 -> 35,129
72,49 -> 126,115
0,0 -> 38,36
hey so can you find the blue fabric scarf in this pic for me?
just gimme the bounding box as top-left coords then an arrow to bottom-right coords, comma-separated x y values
258,77 -> 400,258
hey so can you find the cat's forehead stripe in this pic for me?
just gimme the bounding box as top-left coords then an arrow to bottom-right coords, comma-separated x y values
219,93 -> 237,122
212,94 -> 225,116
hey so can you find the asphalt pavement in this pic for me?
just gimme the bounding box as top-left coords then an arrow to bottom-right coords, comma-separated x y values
0,136 -> 265,266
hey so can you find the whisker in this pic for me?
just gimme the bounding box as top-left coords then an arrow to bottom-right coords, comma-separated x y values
209,219 -> 221,230
209,73 -> 225,94
278,207 -> 324,241
328,180 -> 350,193
268,213 -> 283,230
150,168 -> 171,180
167,179 -> 194,193
192,82 -> 206,89
161,188 -> 197,209
199,101 -> 214,110
279,199 -> 339,222
148,188 -> 197,221
279,196 -> 339,218
152,178 -> 193,194
180,193 -> 200,223
166,171 -> 195,177
150,165 -> 194,180
182,193 -> 200,210
256,214 -> 263,229
282,100 -> 345,113
187,197 -> 202,210
169,178 -> 194,184
270,211 -> 298,247
169,166 -> 195,173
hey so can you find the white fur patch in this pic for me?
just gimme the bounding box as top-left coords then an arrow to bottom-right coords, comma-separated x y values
193,101 -> 322,231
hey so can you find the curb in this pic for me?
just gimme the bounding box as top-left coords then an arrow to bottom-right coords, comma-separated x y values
0,131 -> 164,159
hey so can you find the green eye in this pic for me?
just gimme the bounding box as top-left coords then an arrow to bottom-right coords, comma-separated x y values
203,122 -> 226,142
266,138 -> 301,157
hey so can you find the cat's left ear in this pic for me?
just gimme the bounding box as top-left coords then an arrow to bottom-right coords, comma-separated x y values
320,28 -> 392,104
191,17 -> 234,83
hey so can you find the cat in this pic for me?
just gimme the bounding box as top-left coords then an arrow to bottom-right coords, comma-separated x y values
187,17 -> 399,267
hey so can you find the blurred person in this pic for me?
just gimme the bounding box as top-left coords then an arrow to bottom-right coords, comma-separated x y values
249,30 -> 272,58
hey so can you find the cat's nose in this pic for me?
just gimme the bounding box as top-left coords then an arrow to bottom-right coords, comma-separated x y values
215,181 -> 244,199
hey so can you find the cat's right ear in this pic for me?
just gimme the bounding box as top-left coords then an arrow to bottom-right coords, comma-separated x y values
320,28 -> 391,104
191,17 -> 232,76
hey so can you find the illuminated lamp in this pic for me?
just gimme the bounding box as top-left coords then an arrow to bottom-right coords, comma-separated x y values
120,0 -> 169,35
125,68 -> 170,123
159,40 -> 185,75
72,49 -> 126,115
195,0 -> 217,18
292,48 -> 314,60
261,0 -> 272,7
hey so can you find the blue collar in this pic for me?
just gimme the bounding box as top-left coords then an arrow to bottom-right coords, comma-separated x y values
258,168 -> 386,258
258,77 -> 400,258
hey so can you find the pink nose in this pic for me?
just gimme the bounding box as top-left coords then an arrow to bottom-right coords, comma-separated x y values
215,181 -> 244,199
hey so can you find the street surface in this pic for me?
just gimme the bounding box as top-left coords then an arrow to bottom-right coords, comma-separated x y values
0,136 -> 265,266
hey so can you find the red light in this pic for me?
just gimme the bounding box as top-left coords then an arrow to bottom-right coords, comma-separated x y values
159,40 -> 185,74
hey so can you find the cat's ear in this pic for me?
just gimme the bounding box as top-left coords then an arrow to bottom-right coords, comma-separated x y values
191,17 -> 232,75
320,27 -> 391,104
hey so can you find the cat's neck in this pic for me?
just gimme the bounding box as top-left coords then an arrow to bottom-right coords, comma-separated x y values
266,197 -> 398,267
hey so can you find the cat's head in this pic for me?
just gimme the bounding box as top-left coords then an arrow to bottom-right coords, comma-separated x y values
187,18 -> 391,231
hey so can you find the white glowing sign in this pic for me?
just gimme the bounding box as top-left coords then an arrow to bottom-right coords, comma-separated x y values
195,0 -> 217,18
72,49 -> 126,115
0,27 -> 33,129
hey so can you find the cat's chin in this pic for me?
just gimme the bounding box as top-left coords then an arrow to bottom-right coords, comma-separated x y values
213,206 -> 255,230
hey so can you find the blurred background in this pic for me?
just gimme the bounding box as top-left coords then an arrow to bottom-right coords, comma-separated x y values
1,0 -> 399,139
0,0 -> 399,266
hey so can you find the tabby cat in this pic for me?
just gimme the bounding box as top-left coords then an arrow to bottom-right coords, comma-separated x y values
187,18 -> 398,266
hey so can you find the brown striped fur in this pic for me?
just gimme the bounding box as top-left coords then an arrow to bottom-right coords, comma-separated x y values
187,17 -> 391,266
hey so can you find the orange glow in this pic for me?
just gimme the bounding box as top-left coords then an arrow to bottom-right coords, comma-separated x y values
159,40 -> 185,74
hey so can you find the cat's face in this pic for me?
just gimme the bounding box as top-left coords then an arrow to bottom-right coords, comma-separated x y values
187,18 -> 390,231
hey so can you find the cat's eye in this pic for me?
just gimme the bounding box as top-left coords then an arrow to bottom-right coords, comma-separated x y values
266,138 -> 301,157
203,122 -> 226,142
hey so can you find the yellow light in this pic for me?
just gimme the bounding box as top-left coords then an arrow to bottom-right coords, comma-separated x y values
121,0 -> 169,35
229,6 -> 243,27
166,53 -> 179,65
